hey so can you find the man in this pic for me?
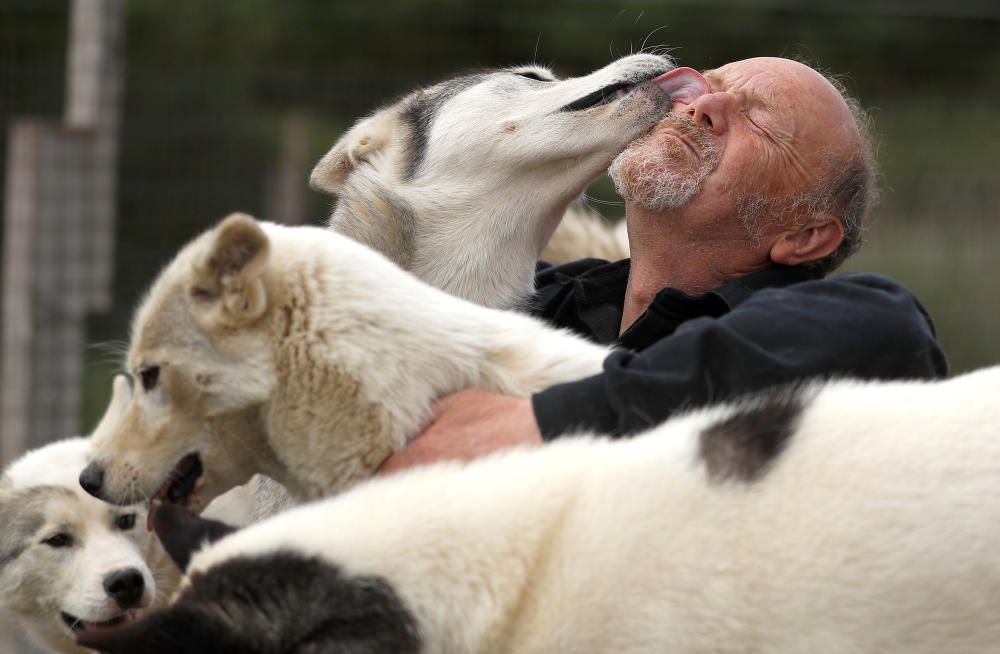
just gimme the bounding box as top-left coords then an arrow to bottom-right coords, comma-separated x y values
381,57 -> 947,473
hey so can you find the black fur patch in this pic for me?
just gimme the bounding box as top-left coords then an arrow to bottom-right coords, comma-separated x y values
699,386 -> 809,484
400,73 -> 485,180
77,551 -> 422,654
152,502 -> 237,572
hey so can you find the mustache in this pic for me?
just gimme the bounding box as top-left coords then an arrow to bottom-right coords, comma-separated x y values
654,114 -> 717,157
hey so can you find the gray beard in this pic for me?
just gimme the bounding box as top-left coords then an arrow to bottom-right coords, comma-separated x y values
609,116 -> 720,211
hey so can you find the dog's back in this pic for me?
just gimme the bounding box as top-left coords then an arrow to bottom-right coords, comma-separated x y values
81,366 -> 1000,653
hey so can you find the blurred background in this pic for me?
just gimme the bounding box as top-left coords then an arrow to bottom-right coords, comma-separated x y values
0,0 -> 997,649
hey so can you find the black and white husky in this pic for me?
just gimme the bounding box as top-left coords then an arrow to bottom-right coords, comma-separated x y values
79,366 -> 1000,654
311,54 -> 708,308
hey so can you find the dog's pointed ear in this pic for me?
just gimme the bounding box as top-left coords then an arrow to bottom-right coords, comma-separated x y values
310,108 -> 399,195
191,213 -> 270,327
152,502 -> 238,572
90,374 -> 132,447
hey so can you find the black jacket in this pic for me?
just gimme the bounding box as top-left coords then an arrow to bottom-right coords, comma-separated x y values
529,259 -> 948,439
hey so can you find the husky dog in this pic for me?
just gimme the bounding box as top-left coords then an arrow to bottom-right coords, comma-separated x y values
80,366 -> 1000,654
0,375 -> 264,654
311,55 -> 708,308
78,215 -> 613,513
0,436 -> 158,654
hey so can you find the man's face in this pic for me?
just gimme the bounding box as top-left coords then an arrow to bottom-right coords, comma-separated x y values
608,109 -> 720,211
611,57 -> 857,230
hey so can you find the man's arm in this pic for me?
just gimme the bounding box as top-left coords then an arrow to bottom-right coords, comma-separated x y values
382,273 -> 947,473
379,390 -> 540,475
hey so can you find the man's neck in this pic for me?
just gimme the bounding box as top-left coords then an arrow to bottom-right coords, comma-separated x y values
620,204 -> 769,334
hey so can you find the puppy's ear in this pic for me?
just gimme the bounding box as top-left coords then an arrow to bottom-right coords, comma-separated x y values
310,108 -> 398,195
152,502 -> 237,572
191,213 -> 270,327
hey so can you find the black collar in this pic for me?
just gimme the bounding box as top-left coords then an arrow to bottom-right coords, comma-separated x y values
612,263 -> 822,349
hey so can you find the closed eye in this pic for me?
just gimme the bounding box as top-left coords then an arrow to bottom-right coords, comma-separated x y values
513,70 -> 555,82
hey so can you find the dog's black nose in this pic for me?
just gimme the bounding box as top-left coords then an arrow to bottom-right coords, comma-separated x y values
79,463 -> 104,497
103,568 -> 145,610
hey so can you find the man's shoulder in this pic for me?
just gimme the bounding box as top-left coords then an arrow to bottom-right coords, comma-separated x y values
781,270 -> 926,306
753,269 -> 941,347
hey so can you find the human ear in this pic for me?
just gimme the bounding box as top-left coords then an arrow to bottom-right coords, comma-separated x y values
769,215 -> 844,267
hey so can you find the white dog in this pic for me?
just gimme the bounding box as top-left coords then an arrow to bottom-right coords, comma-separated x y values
79,215 -> 613,513
311,54 -> 706,307
0,376 -> 260,654
0,435 -> 158,654
79,366 -> 1000,653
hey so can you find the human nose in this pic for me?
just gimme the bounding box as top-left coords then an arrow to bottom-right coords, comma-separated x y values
683,93 -> 731,136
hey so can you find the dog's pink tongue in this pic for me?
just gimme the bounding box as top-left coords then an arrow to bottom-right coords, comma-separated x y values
651,67 -> 711,103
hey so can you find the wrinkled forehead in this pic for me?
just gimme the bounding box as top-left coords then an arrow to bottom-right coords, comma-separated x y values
706,59 -> 856,148
703,63 -> 800,114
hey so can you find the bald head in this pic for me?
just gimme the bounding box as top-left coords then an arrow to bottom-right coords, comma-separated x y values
709,57 -> 875,272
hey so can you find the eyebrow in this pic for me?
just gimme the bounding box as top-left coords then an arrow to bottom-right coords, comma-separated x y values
702,69 -> 723,89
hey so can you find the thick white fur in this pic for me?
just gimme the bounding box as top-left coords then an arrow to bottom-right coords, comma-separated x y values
191,365 -> 1000,653
87,217 -> 612,510
311,54 -> 667,307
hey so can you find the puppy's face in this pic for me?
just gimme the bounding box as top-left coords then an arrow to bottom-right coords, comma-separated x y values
0,440 -> 156,651
81,217 -> 276,513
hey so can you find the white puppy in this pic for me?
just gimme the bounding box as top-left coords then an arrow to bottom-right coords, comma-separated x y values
79,215 -> 613,513
0,436 -> 158,654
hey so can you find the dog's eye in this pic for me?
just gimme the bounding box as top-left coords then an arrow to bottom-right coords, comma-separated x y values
139,366 -> 160,391
42,533 -> 74,549
116,513 -> 136,531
